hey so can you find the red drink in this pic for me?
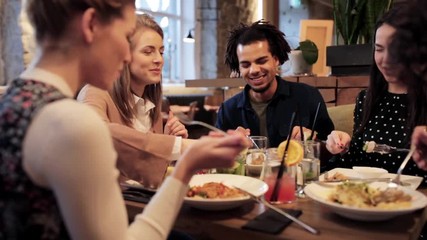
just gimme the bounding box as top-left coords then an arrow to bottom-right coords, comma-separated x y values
264,173 -> 296,203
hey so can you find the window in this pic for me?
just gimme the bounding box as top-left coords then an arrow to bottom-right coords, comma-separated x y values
135,0 -> 195,84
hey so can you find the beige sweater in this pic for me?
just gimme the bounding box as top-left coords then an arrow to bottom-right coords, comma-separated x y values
77,84 -> 175,188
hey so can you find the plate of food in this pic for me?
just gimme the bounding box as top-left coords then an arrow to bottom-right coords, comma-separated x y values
184,174 -> 268,211
304,181 -> 427,221
319,168 -> 423,189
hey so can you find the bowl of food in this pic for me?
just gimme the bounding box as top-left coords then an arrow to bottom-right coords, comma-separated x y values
184,174 -> 268,210
352,166 -> 388,179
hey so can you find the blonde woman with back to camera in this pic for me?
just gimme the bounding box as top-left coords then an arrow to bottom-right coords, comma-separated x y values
0,1 -> 249,239
78,13 -> 193,188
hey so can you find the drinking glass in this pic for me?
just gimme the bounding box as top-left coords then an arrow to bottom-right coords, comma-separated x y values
245,136 -> 268,178
216,149 -> 246,175
297,140 -> 321,193
263,162 -> 297,204
262,147 -> 296,204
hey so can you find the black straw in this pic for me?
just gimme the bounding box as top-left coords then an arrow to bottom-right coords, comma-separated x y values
308,102 -> 321,140
270,111 -> 296,202
297,107 -> 304,142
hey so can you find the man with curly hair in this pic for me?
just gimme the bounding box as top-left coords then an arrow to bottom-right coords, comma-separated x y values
215,20 -> 334,147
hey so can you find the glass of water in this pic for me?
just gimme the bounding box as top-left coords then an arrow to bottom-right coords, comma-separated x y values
297,140 -> 320,196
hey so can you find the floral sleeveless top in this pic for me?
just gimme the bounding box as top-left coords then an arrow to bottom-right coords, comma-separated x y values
0,79 -> 70,239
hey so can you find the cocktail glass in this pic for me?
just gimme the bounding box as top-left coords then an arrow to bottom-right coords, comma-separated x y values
262,161 -> 297,204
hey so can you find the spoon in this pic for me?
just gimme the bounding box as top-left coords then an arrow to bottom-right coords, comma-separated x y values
390,147 -> 415,186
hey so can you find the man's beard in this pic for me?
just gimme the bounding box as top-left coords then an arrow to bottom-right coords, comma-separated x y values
250,80 -> 272,93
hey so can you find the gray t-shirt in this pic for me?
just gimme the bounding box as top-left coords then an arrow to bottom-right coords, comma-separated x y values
250,100 -> 270,137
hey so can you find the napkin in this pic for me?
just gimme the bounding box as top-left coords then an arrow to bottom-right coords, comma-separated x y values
242,208 -> 302,234
122,190 -> 153,204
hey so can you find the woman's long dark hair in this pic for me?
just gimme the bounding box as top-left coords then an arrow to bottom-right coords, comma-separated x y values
389,1 -> 427,131
357,6 -> 427,137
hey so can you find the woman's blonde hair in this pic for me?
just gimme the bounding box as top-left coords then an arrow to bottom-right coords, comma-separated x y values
109,14 -> 164,127
26,0 -> 135,42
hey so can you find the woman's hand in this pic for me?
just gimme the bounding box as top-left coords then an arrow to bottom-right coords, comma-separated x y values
164,111 -> 189,138
412,126 -> 427,170
172,131 -> 250,183
326,130 -> 351,154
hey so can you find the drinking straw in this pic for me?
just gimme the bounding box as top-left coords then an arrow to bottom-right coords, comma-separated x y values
308,102 -> 321,140
270,111 -> 296,202
297,106 -> 304,142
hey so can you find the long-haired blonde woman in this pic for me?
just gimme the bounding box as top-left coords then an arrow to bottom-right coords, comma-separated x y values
78,14 -> 192,188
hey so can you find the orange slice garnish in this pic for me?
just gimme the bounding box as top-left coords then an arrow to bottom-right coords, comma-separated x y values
277,140 -> 304,166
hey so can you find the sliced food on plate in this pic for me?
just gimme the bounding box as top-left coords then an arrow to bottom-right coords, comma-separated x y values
329,182 -> 412,209
187,182 -> 247,199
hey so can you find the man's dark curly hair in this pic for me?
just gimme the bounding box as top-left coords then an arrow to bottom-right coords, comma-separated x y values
224,20 -> 291,73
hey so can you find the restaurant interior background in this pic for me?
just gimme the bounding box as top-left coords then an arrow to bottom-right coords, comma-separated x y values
0,0 -> 408,137
0,0 -> 409,82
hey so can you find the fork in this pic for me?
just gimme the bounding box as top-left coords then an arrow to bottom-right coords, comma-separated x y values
364,141 -> 410,154
175,111 -> 227,135
234,186 -> 319,235
390,146 -> 416,186
175,112 -> 260,148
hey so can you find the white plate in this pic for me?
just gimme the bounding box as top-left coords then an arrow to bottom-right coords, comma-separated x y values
184,174 -> 268,211
352,166 -> 388,178
305,182 -> 427,221
320,168 -> 423,190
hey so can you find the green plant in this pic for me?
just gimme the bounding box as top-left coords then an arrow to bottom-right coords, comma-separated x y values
333,0 -> 393,45
295,40 -> 318,65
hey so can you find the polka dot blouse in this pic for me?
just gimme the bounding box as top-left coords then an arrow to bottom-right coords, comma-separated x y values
333,90 -> 427,186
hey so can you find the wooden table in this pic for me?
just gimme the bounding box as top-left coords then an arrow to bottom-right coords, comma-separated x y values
126,189 -> 427,240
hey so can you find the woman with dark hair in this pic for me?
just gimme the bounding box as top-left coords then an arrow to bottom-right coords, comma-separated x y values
326,6 -> 427,185
78,14 -> 194,188
0,1 -> 249,239
388,0 -> 427,172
